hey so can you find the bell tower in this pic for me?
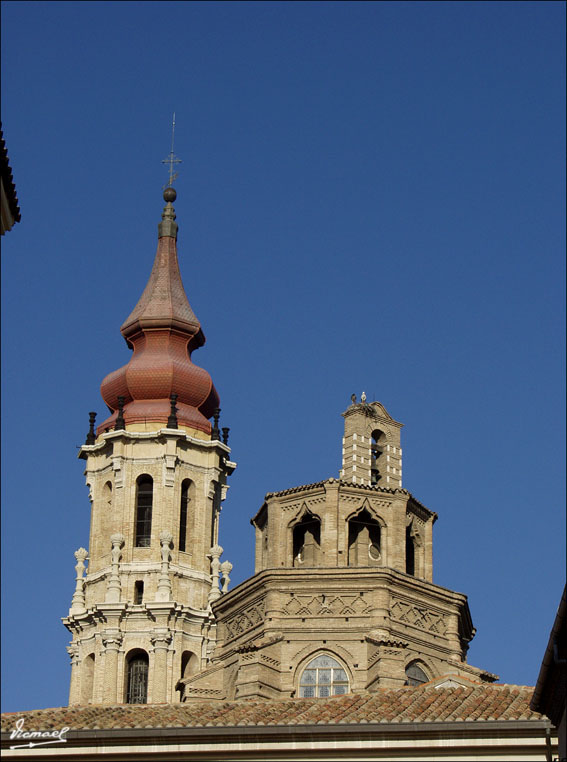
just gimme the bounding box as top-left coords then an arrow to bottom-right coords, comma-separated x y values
340,396 -> 403,488
63,185 -> 236,705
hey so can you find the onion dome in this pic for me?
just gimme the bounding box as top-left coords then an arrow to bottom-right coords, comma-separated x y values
98,188 -> 219,435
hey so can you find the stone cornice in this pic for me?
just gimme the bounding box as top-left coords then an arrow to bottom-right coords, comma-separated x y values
211,565 -> 471,621
79,428 -> 232,460
85,562 -> 211,585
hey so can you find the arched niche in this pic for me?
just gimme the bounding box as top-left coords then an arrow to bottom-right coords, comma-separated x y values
180,650 -> 199,679
80,653 -> 95,704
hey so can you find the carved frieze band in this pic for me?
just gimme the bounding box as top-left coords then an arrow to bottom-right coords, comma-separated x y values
223,598 -> 266,640
283,593 -> 372,618
341,496 -> 390,509
391,600 -> 447,635
281,497 -> 326,512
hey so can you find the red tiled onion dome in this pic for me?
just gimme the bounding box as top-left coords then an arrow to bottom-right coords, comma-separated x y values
98,189 -> 219,435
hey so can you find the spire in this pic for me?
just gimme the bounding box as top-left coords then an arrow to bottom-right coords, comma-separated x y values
97,184 -> 219,436
120,186 -> 202,342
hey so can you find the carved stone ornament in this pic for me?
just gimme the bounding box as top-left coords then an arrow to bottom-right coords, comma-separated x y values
110,534 -> 125,564
150,632 -> 172,651
156,532 -> 174,601
224,598 -> 266,640
102,632 -> 123,651
220,560 -> 233,593
66,644 -> 80,664
106,534 -> 125,603
208,545 -> 224,603
69,548 -> 89,614
283,592 -> 372,618
391,600 -> 447,635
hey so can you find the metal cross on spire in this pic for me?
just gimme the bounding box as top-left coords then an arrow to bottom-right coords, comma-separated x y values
161,112 -> 182,188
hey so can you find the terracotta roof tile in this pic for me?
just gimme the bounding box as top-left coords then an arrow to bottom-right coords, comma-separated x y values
0,685 -> 544,733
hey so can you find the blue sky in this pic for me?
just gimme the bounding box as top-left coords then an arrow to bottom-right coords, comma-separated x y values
1,1 -> 565,712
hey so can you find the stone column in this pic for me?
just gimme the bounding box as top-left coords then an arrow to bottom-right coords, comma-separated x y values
102,632 -> 122,704
67,644 -> 81,705
70,547 -> 88,614
220,560 -> 232,593
445,612 -> 464,662
151,632 -> 172,703
207,544 -> 223,603
156,531 -> 173,602
105,534 -> 124,603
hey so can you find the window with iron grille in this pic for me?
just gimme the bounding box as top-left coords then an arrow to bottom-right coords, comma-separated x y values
298,654 -> 349,698
135,476 -> 153,547
126,653 -> 148,704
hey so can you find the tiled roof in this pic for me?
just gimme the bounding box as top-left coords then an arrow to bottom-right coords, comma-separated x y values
1,685 -> 543,732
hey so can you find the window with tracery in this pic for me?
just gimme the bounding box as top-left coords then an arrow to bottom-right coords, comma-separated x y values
298,654 -> 349,697
126,652 -> 149,704
405,661 -> 428,686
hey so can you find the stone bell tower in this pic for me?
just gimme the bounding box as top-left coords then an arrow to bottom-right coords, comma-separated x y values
63,186 -> 236,705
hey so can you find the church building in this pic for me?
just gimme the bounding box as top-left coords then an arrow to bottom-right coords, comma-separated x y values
1,185 -> 556,761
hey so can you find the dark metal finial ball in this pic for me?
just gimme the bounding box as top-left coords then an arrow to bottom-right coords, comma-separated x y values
163,187 -> 177,203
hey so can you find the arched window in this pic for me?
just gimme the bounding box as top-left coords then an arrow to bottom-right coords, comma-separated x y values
299,654 -> 349,697
179,480 -> 191,552
406,524 -> 415,576
292,512 -> 321,567
135,476 -> 153,547
81,653 -> 95,704
348,508 -> 381,566
126,651 -> 149,704
370,429 -> 386,485
405,661 -> 429,686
